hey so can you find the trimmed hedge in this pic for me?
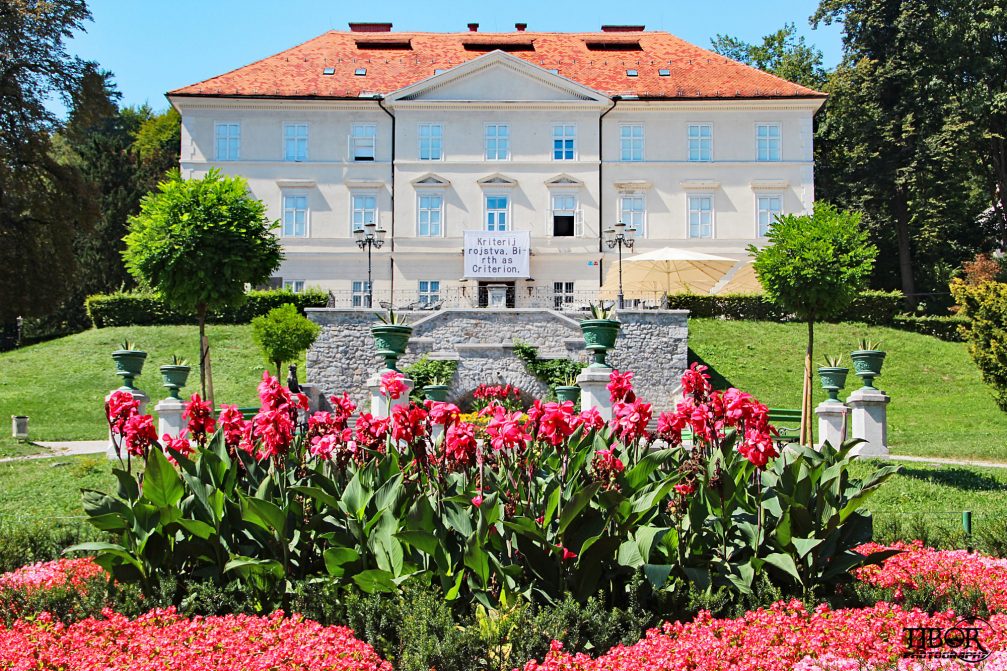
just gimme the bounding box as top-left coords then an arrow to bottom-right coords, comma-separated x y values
891,314 -> 968,342
86,289 -> 328,328
665,290 -> 905,325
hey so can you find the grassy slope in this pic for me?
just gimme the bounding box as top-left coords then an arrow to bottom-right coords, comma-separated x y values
0,325 -> 301,442
689,319 -> 1007,462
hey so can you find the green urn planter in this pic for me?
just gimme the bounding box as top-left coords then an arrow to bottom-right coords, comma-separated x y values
371,324 -> 413,371
850,349 -> 886,389
111,349 -> 147,390
817,366 -> 849,403
160,365 -> 191,400
423,385 -> 450,403
580,318 -> 621,368
555,385 -> 581,403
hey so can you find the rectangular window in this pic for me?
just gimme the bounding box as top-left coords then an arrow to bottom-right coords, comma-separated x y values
486,195 -> 508,231
351,193 -> 377,232
553,281 -> 575,310
688,195 -> 713,239
283,280 -> 305,293
215,123 -> 240,161
282,194 -> 308,237
688,124 -> 711,162
284,123 -> 308,161
551,193 -> 577,237
418,280 -> 441,305
756,123 -> 781,161
485,124 -> 510,160
417,193 -> 443,237
619,195 -> 646,237
757,195 -> 783,237
552,124 -> 575,160
418,123 -> 442,160
620,124 -> 643,161
351,280 -> 371,308
351,123 -> 376,161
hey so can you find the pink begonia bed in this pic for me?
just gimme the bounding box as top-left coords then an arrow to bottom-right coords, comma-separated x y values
4,535 -> 1007,669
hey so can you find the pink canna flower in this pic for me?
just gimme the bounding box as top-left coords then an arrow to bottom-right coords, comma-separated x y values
425,400 -> 461,427
216,404 -> 246,449
105,390 -> 139,435
380,370 -> 408,400
609,398 -> 652,444
160,433 -> 193,464
471,494 -> 484,508
485,407 -> 531,453
607,369 -> 636,403
390,403 -> 428,445
182,393 -> 215,447
443,422 -> 478,467
122,414 -> 158,457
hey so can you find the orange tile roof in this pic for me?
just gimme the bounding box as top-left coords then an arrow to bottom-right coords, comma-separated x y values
169,30 -> 825,100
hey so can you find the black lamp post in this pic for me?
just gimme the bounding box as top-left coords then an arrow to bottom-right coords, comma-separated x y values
353,221 -> 386,308
604,221 -> 637,309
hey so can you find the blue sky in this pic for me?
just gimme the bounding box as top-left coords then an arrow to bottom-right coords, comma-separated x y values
69,0 -> 842,113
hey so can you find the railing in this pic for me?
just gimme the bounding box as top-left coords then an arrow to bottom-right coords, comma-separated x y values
320,288 -> 672,311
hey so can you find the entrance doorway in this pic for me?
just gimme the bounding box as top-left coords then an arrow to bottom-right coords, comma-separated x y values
477,281 -> 515,308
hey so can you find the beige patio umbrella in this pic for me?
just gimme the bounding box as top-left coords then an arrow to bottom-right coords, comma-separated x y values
600,247 -> 736,300
715,261 -> 763,294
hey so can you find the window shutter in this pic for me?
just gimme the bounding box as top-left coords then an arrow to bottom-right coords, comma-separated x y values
575,209 -> 584,237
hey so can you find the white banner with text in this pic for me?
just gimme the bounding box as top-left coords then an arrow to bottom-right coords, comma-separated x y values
463,231 -> 531,279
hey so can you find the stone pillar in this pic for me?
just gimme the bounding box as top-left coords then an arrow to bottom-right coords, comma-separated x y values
366,373 -> 414,418
847,388 -> 890,457
105,387 -> 149,460
155,396 -> 185,439
815,401 -> 849,450
577,367 -> 612,421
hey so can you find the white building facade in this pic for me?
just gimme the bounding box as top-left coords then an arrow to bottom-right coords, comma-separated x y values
169,25 -> 825,308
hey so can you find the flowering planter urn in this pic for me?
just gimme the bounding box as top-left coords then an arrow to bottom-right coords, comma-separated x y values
579,318 -> 621,368
371,324 -> 412,371
423,385 -> 450,402
111,349 -> 147,390
850,350 -> 886,389
555,385 -> 581,403
817,366 -> 849,403
160,365 -> 191,400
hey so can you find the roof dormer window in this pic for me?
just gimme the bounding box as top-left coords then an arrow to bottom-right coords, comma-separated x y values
354,68 -> 367,76
626,69 -> 638,77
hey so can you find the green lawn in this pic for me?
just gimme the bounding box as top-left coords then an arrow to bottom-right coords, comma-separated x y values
690,319 -> 1007,462
0,325 -> 301,441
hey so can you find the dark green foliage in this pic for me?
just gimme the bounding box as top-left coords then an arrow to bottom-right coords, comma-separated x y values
0,522 -> 104,574
891,315 -> 968,342
85,288 -> 328,327
664,290 -> 904,325
513,341 -> 585,392
0,575 -> 109,627
402,356 -> 459,401
251,304 -> 321,376
711,23 -> 827,89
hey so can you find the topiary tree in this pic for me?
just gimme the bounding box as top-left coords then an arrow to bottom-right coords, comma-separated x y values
123,168 -> 282,405
950,278 -> 1007,411
748,203 -> 876,445
251,303 -> 321,378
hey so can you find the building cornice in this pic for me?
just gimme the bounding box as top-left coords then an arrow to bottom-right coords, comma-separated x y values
168,95 -> 383,112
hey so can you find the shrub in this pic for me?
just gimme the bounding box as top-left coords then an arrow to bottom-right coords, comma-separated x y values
950,279 -> 1007,410
663,290 -> 903,324
0,521 -> 103,574
402,356 -> 459,402
891,314 -> 968,341
513,341 -> 585,394
85,288 -> 328,327
251,303 -> 321,377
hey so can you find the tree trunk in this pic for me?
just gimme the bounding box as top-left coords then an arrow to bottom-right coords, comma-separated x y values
275,360 -> 282,380
893,188 -> 916,309
801,317 -> 815,446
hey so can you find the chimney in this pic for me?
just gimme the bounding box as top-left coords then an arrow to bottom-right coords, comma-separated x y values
348,22 -> 393,32
601,24 -> 645,32
515,22 -> 527,32
468,23 -> 479,32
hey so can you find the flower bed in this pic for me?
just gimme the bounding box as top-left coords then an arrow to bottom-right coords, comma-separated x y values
0,558 -> 104,596
0,607 -> 392,671
521,600 -> 1007,671
856,540 -> 1007,610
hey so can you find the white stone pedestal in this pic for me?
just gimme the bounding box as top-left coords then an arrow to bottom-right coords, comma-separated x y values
577,367 -> 613,421
155,397 -> 184,439
106,387 -> 149,460
847,387 -> 890,457
815,401 -> 849,450
367,372 -> 414,418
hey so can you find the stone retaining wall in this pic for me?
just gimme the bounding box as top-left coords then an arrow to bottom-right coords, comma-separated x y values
305,308 -> 688,414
